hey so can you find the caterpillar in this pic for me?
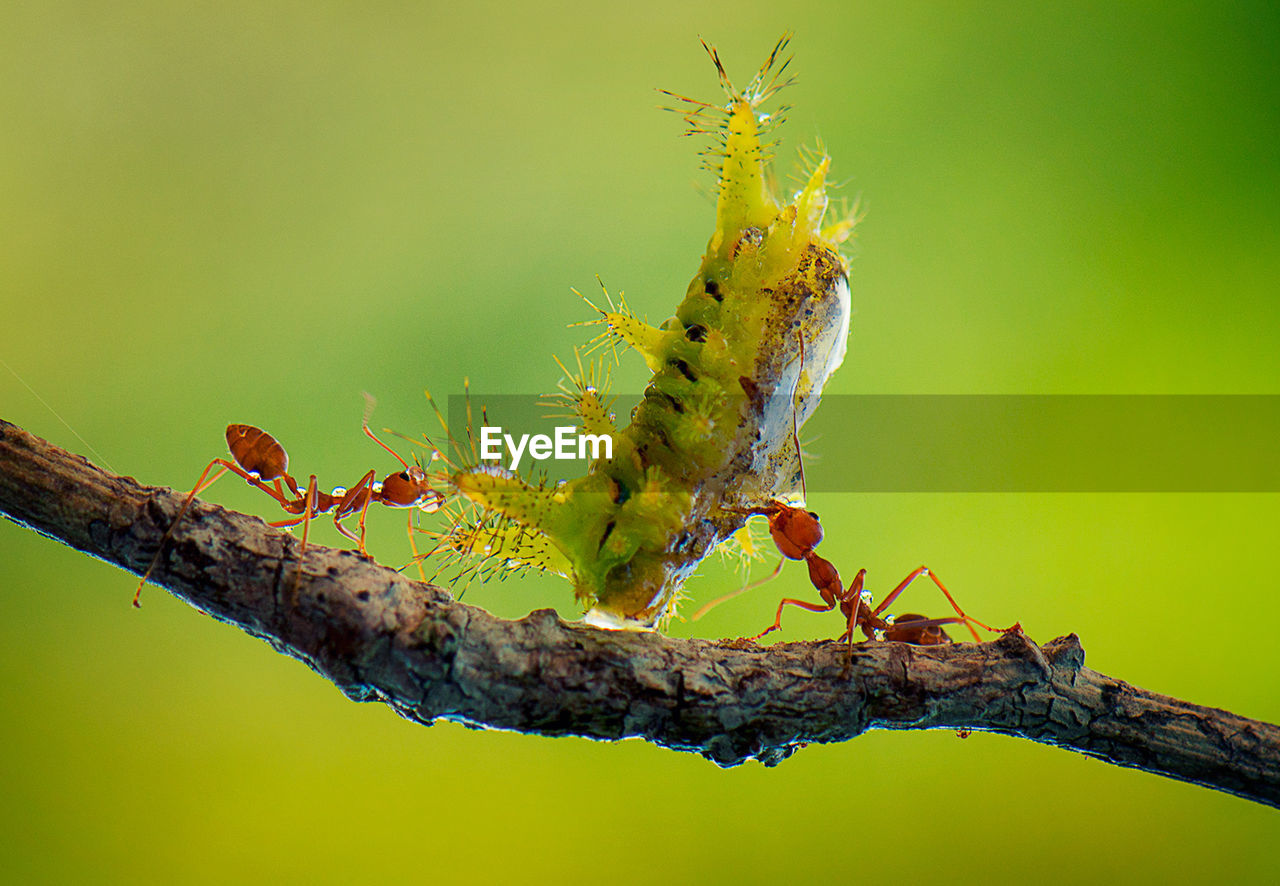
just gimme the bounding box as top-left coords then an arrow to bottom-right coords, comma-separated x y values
435,35 -> 855,629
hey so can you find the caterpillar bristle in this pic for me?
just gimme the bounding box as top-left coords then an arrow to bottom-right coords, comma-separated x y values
422,386 -> 474,472
742,33 -> 795,105
655,88 -> 718,108
421,488 -> 573,590
719,521 -> 765,573
699,38 -> 733,95
822,193 -> 863,246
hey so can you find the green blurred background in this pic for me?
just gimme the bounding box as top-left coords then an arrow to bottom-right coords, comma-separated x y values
3,1 -> 1278,882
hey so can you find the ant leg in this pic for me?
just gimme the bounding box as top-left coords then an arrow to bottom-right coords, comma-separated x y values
279,473 -> 301,499
751,596 -> 837,641
690,557 -> 785,621
134,458 -> 230,606
838,568 -> 868,653
352,476 -> 378,556
869,566 -> 928,617
134,458 -> 290,606
228,470 -> 298,511
299,475 -> 318,558
923,570 -> 1009,636
193,465 -> 230,495
332,470 -> 377,553
289,475 -> 319,604
871,567 -> 996,643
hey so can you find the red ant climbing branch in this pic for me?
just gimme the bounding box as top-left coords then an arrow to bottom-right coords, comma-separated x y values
133,414 -> 441,607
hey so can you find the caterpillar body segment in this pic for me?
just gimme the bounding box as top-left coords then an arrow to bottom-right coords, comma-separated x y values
449,37 -> 853,628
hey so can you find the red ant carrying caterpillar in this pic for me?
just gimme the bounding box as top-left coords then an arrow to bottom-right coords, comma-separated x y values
691,332 -> 1015,646
695,465 -> 1014,648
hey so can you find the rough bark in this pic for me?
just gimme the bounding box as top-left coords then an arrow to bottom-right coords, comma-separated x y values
2,417 -> 1278,808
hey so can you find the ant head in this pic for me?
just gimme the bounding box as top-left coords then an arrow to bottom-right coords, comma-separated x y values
768,504 -> 823,558
786,505 -> 823,547
380,465 -> 440,511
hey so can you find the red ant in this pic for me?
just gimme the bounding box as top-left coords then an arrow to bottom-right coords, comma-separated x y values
133,415 -> 441,606
695,335 -> 1011,646
696,500 -> 1003,645
751,551 -> 1004,646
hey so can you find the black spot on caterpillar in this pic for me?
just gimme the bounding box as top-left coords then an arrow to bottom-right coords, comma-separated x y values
668,358 -> 698,383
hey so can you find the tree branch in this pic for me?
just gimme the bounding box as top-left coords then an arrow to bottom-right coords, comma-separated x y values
3,417 -> 1278,808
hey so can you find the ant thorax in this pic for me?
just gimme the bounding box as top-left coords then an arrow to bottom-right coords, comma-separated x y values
441,37 -> 855,630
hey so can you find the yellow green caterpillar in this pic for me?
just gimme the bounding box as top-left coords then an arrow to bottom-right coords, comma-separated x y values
438,36 -> 855,629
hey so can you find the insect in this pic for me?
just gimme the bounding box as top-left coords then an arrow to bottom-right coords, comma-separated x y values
133,420 -> 440,606
750,560 -> 1007,647
441,34 -> 857,629
694,334 -> 1010,646
695,478 -> 1007,645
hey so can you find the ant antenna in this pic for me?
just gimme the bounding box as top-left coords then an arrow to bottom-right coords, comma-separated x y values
792,329 -> 806,499
362,391 -> 411,470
